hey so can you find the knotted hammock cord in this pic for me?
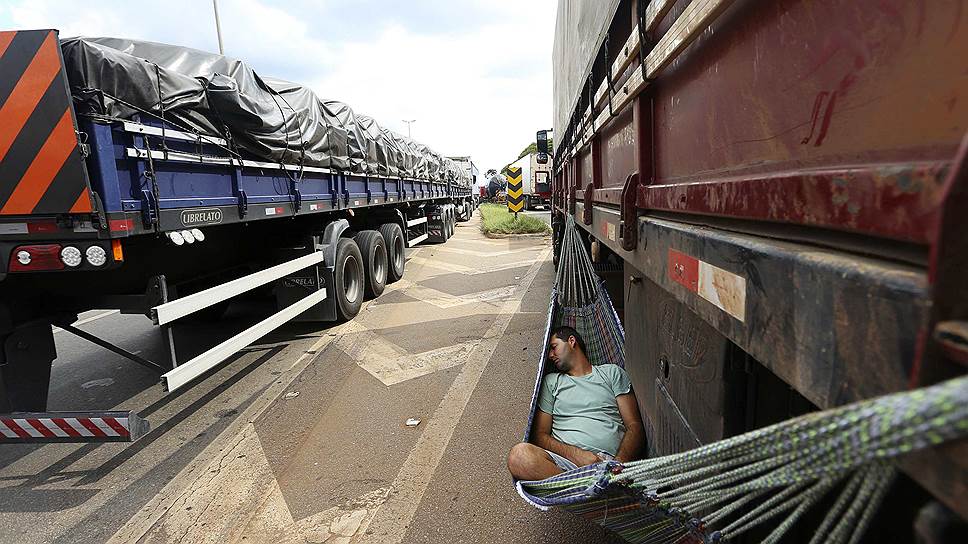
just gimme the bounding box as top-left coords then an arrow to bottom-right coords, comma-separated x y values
516,215 -> 968,544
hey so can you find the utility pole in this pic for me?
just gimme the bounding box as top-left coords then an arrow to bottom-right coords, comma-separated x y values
402,119 -> 415,138
213,0 -> 225,55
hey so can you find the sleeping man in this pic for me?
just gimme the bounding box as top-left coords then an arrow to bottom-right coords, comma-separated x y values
507,326 -> 644,481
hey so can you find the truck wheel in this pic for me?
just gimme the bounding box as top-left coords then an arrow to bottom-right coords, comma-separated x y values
379,222 -> 406,283
334,237 -> 364,320
447,208 -> 456,238
354,230 -> 387,299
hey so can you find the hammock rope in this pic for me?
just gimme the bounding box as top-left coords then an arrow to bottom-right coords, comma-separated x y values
515,215 -> 968,543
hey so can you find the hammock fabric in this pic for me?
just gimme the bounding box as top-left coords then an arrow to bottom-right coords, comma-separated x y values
514,216 -> 968,543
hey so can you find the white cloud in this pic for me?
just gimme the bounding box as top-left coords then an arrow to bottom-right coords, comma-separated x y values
1,0 -> 556,173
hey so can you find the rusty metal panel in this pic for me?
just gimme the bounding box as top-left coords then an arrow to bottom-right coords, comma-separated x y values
640,0 -> 967,241
651,0 -> 966,180
599,107 -> 636,189
578,147 -> 593,188
625,264 -> 734,455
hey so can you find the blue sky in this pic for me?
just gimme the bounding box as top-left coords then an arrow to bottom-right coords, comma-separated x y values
0,0 -> 556,177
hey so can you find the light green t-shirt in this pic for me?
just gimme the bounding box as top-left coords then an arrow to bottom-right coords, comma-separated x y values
537,363 -> 632,456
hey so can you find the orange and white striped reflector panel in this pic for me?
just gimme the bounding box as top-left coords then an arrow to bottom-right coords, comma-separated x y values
0,29 -> 92,216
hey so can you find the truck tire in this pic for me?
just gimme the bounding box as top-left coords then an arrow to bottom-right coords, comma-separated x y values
334,237 -> 364,320
444,208 -> 453,240
379,222 -> 406,283
354,230 -> 387,299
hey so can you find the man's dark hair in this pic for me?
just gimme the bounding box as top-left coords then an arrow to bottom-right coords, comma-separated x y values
550,326 -> 587,354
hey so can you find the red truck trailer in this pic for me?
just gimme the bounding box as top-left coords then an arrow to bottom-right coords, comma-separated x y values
542,0 -> 967,538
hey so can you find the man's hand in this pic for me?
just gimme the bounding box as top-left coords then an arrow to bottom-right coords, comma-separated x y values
570,447 -> 603,467
532,410 -> 607,467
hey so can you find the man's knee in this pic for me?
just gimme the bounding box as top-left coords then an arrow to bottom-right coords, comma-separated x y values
507,442 -> 538,473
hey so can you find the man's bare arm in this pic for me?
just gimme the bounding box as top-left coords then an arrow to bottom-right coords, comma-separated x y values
614,391 -> 645,463
532,409 -> 601,466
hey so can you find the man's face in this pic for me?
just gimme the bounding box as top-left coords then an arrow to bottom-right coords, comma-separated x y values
548,334 -> 575,372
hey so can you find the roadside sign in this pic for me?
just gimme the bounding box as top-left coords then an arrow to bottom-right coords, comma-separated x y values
507,166 -> 524,214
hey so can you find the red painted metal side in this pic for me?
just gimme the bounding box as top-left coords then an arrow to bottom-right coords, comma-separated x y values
577,0 -> 967,243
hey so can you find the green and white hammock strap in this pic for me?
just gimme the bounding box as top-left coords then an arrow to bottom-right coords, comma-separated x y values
555,215 -> 624,367
517,216 -> 968,543
520,373 -> 967,543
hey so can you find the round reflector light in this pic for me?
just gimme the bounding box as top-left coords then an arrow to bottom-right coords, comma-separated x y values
61,246 -> 82,267
181,230 -> 195,244
190,228 -> 205,242
16,250 -> 31,265
168,231 -> 185,245
85,245 -> 107,266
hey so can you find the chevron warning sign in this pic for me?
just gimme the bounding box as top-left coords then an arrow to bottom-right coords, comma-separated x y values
506,166 -> 524,214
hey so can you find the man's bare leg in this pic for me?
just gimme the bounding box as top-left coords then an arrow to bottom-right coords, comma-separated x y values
507,442 -> 564,481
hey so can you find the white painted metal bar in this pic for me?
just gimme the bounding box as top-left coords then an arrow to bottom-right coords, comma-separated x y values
126,148 -> 443,186
152,251 -> 326,325
408,233 -> 429,247
126,148 -> 333,175
406,216 -> 428,227
122,121 -> 228,146
645,0 -> 677,32
162,288 -> 327,392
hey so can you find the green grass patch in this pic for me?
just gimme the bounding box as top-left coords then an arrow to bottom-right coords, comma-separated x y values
479,203 -> 551,235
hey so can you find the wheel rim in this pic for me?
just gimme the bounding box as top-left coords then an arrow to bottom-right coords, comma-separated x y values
374,244 -> 387,282
342,254 -> 362,303
393,234 -> 405,272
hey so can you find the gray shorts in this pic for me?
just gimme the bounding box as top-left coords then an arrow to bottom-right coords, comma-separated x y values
544,449 -> 578,471
544,449 -> 615,471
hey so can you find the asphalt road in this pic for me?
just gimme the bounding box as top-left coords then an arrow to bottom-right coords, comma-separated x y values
0,212 -> 619,544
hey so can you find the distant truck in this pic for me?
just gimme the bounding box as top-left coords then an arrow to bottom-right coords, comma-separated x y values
447,156 -> 481,218
509,153 -> 552,210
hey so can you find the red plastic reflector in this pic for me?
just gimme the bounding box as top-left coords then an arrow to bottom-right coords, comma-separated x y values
109,218 -> 134,233
27,221 -> 59,234
8,244 -> 64,272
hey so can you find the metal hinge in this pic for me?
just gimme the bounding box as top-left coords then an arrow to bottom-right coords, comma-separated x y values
238,190 -> 248,218
140,189 -> 157,227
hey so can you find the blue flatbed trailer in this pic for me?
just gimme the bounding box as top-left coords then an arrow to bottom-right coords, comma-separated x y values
0,29 -> 476,443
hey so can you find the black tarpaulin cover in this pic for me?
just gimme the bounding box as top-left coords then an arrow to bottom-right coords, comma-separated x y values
60,36 -> 470,187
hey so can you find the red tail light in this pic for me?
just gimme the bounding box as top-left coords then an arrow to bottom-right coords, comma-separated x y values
8,244 -> 64,272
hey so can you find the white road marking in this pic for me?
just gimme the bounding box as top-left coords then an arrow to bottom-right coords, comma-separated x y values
433,245 -> 545,258
338,332 -> 475,386
359,246 -> 551,544
406,256 -> 541,276
107,322 -> 356,544
122,423 -> 391,544
386,280 -> 516,309
52,309 -> 121,334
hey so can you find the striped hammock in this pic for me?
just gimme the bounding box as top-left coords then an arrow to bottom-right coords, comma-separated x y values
514,216 -> 968,543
